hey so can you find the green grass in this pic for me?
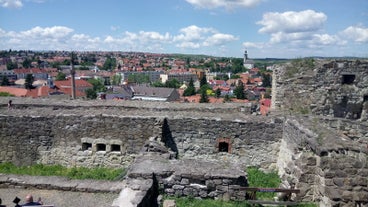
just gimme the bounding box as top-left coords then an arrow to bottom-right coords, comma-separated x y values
0,162 -> 126,181
166,196 -> 252,207
246,167 -> 281,199
164,167 -> 317,207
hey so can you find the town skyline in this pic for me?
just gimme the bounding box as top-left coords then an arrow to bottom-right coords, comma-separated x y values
1,0 -> 367,58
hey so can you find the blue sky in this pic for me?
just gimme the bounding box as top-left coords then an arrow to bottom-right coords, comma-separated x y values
0,0 -> 367,58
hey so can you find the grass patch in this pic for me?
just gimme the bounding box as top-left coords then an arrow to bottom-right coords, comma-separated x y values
166,196 -> 251,207
246,167 -> 281,200
164,167 -> 317,207
0,162 -> 125,181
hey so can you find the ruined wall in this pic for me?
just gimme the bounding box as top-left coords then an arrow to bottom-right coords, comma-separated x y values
166,117 -> 283,168
272,59 -> 368,121
278,117 -> 368,207
0,115 -> 161,168
0,113 -> 282,169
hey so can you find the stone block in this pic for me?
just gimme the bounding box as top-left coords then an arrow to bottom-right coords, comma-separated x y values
180,178 -> 189,185
163,200 -> 176,207
332,178 -> 345,187
164,188 -> 175,194
326,187 -> 342,201
213,179 -> 222,185
199,190 -> 207,198
216,185 -> 228,192
174,189 -> 183,196
172,185 -> 185,190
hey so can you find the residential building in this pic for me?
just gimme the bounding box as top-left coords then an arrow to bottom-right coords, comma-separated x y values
131,85 -> 180,102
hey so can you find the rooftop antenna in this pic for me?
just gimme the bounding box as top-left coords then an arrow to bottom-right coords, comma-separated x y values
71,52 -> 76,99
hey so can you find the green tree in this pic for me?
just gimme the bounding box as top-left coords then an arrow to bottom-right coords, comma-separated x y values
233,81 -> 246,99
199,88 -> 209,103
22,58 -> 32,68
55,72 -> 66,81
89,78 -> 106,92
151,81 -> 165,87
127,74 -> 149,84
24,74 -> 34,89
262,73 -> 272,87
6,61 -> 17,70
200,74 -> 207,88
165,78 -> 180,88
215,88 -> 221,98
183,78 -> 196,96
111,74 -> 122,85
85,88 -> 97,99
223,94 -> 231,102
86,78 -> 106,99
102,57 -> 117,70
1,76 -> 10,86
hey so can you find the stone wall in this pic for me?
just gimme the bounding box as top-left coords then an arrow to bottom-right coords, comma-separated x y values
0,115 -> 161,168
278,117 -> 368,207
0,109 -> 282,169
272,59 -> 368,121
168,117 -> 283,168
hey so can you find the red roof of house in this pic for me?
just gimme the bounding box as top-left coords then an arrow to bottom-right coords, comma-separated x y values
54,79 -> 92,97
0,86 -> 28,97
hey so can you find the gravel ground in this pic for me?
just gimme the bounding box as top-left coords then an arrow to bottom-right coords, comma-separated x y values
0,188 -> 118,207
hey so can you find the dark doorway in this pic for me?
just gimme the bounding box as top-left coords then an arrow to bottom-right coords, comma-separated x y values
341,74 -> 355,84
218,142 -> 229,153
364,95 -> 368,102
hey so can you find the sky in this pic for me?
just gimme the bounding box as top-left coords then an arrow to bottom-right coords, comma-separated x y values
0,0 -> 367,58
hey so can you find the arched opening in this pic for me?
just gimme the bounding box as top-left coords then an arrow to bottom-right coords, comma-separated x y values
96,143 -> 106,151
217,138 -> 231,153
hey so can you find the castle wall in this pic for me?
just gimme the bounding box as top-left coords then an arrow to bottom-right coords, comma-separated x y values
167,117 -> 283,168
279,117 -> 368,206
0,114 -> 282,169
272,60 -> 368,121
0,115 -> 161,168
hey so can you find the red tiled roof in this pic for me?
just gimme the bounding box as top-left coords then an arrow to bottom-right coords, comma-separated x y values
0,86 -> 28,97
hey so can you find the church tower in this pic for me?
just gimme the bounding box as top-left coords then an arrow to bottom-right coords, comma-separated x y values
244,50 -> 248,62
243,50 -> 254,69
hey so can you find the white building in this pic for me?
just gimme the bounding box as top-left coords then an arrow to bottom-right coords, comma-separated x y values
243,50 -> 254,69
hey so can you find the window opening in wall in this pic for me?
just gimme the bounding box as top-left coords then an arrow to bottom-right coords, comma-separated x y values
96,143 -> 106,151
111,144 -> 121,152
364,95 -> 368,102
341,74 -> 355,84
82,142 -> 92,151
218,142 -> 229,153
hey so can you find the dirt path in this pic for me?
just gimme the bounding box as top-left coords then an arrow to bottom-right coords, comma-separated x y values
0,188 -> 118,207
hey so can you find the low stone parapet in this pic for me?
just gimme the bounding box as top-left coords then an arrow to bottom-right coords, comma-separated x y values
0,174 -> 124,193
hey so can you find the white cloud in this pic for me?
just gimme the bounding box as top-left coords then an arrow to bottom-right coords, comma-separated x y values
0,25 -> 237,54
185,0 -> 262,9
258,10 -> 327,34
20,26 -> 73,39
340,26 -> 368,43
242,41 -> 267,49
203,33 -> 238,46
312,34 -> 342,46
173,25 -> 236,49
0,0 -> 23,8
110,26 -> 120,31
174,25 -> 215,42
175,42 -> 201,49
